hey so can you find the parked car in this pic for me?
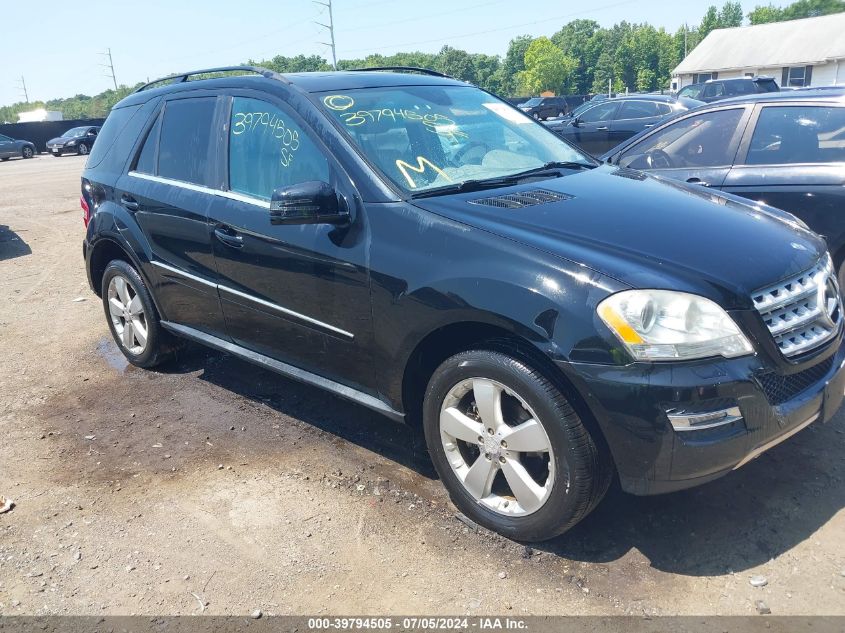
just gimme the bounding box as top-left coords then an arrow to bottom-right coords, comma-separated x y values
602,89 -> 845,285
47,125 -> 101,156
517,96 -> 570,120
544,94 -> 704,155
0,133 -> 36,161
677,76 -> 779,103
82,66 -> 844,542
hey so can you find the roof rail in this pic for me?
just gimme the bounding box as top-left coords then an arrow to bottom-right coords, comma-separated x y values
134,65 -> 286,93
344,66 -> 454,79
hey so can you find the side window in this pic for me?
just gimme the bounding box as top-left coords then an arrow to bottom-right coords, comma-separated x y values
703,83 -> 724,99
656,103 -> 673,116
134,112 -> 162,175
619,108 -> 745,169
745,106 -> 845,165
158,97 -> 217,186
228,96 -> 329,201
580,101 -> 618,123
618,101 -> 660,119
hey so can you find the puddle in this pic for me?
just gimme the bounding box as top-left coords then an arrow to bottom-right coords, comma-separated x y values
96,337 -> 129,373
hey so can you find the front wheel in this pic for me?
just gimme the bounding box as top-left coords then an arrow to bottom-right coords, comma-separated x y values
101,260 -> 173,368
423,349 -> 611,541
77,143 -> 89,156
22,146 -> 33,159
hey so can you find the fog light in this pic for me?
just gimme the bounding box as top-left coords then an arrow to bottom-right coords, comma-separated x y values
665,405 -> 742,432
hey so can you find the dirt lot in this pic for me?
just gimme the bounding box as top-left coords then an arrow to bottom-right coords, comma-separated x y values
0,154 -> 843,616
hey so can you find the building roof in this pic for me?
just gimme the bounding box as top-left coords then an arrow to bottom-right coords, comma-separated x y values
673,12 -> 845,75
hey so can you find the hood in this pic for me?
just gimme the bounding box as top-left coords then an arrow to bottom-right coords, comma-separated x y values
411,165 -> 826,309
47,136 -> 73,144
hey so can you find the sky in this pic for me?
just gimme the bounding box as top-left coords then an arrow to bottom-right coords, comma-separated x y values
1,0 -> 794,106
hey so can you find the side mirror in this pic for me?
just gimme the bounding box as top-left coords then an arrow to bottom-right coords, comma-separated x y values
571,117 -> 581,128
270,181 -> 349,226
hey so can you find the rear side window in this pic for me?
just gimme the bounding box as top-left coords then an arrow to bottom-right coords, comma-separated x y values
85,105 -> 140,169
746,106 -> 845,165
228,96 -> 329,200
158,97 -> 217,186
580,101 -> 618,123
619,101 -> 660,119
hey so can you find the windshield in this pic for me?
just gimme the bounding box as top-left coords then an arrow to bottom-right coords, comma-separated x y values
522,98 -> 542,106
62,127 -> 89,138
318,85 -> 590,194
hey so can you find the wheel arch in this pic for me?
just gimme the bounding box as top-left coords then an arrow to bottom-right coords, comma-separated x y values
399,320 -> 614,473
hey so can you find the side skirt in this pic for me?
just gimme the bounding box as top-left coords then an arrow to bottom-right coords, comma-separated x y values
161,321 -> 405,423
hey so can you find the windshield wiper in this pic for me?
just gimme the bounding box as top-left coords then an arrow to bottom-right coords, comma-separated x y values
410,161 -> 595,199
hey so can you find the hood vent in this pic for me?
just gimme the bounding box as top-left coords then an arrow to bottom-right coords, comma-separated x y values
468,189 -> 573,209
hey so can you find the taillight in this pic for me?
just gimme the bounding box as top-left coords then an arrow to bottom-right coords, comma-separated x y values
81,195 -> 91,228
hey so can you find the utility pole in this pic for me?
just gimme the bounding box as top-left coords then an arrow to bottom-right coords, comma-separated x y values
313,0 -> 337,70
100,48 -> 118,90
684,23 -> 688,57
17,76 -> 29,103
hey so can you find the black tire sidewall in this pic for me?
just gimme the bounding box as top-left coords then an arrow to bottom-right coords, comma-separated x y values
22,147 -> 33,159
101,260 -> 167,368
423,350 -> 596,541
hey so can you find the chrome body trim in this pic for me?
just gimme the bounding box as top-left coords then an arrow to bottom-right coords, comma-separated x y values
150,262 -> 353,339
733,411 -> 820,470
128,171 -> 271,209
667,406 -> 743,432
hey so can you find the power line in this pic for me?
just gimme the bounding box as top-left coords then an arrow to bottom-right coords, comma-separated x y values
313,0 -> 337,70
100,48 -> 118,90
341,0 -> 510,34
343,0 -> 640,54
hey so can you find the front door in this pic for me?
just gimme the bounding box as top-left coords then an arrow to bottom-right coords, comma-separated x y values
208,92 -> 374,389
0,135 -> 13,158
566,101 -> 620,155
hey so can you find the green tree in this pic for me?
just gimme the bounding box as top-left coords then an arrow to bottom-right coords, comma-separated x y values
517,37 -> 576,95
500,35 -> 534,95
699,6 -> 721,37
749,0 -> 844,23
550,19 -> 601,94
718,1 -> 744,26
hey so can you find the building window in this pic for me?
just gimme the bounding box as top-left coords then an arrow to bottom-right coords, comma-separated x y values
693,72 -> 716,83
782,65 -> 813,87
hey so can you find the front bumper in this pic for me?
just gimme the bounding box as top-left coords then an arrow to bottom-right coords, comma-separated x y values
563,339 -> 845,495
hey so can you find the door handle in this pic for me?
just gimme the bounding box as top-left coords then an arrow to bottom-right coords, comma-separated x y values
596,126 -> 609,131
214,226 -> 244,248
644,124 -> 655,128
686,177 -> 710,187
121,195 -> 139,212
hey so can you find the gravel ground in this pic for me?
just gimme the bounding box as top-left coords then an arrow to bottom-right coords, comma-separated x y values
0,155 -> 844,616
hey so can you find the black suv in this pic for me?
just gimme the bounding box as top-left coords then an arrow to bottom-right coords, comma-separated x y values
517,96 -> 570,120
677,76 -> 779,103
47,125 -> 100,156
82,66 -> 845,542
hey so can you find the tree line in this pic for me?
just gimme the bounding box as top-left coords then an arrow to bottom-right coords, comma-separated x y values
1,0 -> 841,123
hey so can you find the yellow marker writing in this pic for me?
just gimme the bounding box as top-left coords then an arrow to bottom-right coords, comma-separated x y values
395,156 -> 452,189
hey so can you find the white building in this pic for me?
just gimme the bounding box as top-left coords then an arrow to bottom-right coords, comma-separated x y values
17,108 -> 63,123
672,12 -> 845,91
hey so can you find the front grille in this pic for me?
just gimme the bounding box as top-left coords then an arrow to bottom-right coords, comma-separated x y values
468,189 -> 572,209
757,354 -> 834,405
752,257 -> 841,358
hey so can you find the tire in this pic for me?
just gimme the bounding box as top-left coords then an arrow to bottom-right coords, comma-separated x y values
101,260 -> 173,368
423,349 -> 611,542
52,153 -> 62,158
21,146 -> 33,159
1,157 -> 9,162
77,143 -> 89,156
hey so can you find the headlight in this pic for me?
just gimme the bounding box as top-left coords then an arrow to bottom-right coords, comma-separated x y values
597,289 -> 754,361
66,140 -> 76,146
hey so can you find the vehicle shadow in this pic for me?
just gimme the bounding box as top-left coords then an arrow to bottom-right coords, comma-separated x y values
0,224 -> 32,261
162,342 -> 845,577
162,342 -> 437,479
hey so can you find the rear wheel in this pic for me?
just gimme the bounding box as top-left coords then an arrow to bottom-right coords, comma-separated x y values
77,143 -> 89,156
1,157 -> 9,162
423,349 -> 611,541
101,260 -> 173,368
21,146 -> 33,159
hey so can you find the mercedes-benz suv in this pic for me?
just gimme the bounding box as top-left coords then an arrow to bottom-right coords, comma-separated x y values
81,66 -> 845,541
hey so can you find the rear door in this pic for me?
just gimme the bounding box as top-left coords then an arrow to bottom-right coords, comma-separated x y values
208,91 -> 374,387
609,100 -> 666,149
0,134 -> 13,158
722,103 -> 845,259
615,106 -> 752,188
119,93 -> 227,338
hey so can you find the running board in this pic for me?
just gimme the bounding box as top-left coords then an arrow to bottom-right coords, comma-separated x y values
161,321 -> 405,423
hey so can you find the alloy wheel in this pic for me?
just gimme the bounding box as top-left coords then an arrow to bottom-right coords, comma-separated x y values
107,275 -> 148,355
439,378 -> 556,516
78,143 -> 89,155
22,147 -> 33,158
